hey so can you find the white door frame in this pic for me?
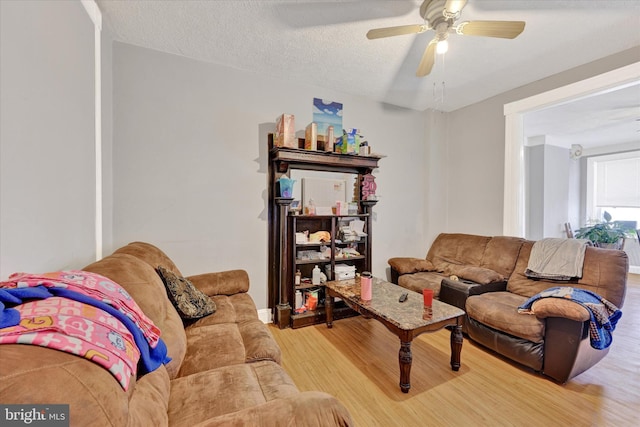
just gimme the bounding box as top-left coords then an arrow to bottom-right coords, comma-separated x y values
503,62 -> 640,237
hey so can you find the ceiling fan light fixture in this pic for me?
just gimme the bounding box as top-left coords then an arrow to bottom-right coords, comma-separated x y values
436,39 -> 449,54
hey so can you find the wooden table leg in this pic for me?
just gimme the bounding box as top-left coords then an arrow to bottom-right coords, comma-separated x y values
399,341 -> 412,393
325,293 -> 334,329
450,324 -> 463,371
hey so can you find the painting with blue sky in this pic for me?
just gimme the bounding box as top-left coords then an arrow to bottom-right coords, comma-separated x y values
313,98 -> 343,137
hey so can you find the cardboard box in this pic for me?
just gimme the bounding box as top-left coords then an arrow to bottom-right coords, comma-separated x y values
275,114 -> 296,148
326,264 -> 356,281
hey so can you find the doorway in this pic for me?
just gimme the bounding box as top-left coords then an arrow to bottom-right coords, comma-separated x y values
503,62 -> 640,273
503,62 -> 640,237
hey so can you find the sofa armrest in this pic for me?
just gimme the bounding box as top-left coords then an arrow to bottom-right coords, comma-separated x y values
528,298 -> 590,322
190,391 -> 354,427
388,257 -> 435,275
187,269 -> 250,296
543,317 -> 608,383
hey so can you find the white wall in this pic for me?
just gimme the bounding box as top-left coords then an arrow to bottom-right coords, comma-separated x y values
423,109 -> 449,247
446,47 -> 640,236
542,144 -> 571,238
527,142 -> 580,240
568,156 -> 581,232
101,23 -> 114,254
526,144 -> 544,240
111,42 -> 427,309
0,0 -> 96,279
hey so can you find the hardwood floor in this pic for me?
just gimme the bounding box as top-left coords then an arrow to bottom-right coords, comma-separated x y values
270,275 -> 640,426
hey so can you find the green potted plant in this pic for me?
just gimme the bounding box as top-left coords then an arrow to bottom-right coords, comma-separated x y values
574,211 -> 633,249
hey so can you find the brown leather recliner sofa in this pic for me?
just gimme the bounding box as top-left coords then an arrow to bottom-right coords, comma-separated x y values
0,242 -> 353,426
389,233 -> 628,383
389,233 -> 526,297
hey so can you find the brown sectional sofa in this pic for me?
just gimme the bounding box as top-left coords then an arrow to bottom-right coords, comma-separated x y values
389,233 -> 628,383
0,242 -> 353,426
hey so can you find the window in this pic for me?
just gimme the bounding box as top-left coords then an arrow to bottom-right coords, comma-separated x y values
587,151 -> 640,223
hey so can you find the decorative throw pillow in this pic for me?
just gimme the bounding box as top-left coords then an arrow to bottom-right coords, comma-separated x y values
156,266 -> 216,319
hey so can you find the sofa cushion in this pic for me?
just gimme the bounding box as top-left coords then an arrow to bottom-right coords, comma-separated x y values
388,257 -> 435,275
426,233 -> 491,271
444,265 -> 504,284
507,242 -> 628,308
179,323 -> 247,377
186,293 -> 283,366
239,319 -> 283,364
83,253 -> 187,379
398,271 -> 447,297
168,361 -> 299,426
114,241 -> 183,276
466,291 -> 545,343
480,236 -> 525,279
157,266 -> 216,320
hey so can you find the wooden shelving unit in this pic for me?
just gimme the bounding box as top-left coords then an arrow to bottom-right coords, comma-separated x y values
267,135 -> 382,328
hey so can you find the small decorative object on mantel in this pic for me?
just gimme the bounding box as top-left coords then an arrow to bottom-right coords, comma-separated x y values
305,122 -> 317,150
275,114 -> 296,148
361,173 -> 377,200
324,125 -> 334,152
336,128 -> 360,154
277,176 -> 296,198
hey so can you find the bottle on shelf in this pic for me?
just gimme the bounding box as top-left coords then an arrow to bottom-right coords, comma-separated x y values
307,198 -> 316,215
312,265 -> 321,285
295,290 -> 303,309
295,269 -> 302,285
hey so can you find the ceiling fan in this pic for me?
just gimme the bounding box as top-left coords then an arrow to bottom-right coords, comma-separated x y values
366,0 -> 525,77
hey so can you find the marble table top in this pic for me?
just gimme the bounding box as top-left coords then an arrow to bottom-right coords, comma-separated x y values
325,277 -> 465,331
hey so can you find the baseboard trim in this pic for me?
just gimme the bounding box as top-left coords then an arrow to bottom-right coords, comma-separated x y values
630,266 -> 640,275
258,308 -> 272,324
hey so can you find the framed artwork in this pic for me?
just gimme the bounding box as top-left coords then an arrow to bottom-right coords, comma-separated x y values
313,98 -> 343,137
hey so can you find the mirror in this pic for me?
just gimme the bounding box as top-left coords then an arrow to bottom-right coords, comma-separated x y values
290,170 -> 357,214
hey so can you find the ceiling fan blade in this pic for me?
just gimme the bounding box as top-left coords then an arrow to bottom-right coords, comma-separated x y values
366,24 -> 426,40
416,40 -> 437,77
457,20 -> 525,39
444,0 -> 468,15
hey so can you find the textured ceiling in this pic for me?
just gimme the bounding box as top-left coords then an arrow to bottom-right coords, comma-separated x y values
96,0 -> 640,147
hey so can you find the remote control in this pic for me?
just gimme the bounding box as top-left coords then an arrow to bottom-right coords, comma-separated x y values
399,292 -> 408,303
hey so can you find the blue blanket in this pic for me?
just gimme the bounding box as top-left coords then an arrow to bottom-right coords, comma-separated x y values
518,287 -> 621,350
0,285 -> 170,375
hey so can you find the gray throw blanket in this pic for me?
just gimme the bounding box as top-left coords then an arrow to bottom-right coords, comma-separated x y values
525,238 -> 591,280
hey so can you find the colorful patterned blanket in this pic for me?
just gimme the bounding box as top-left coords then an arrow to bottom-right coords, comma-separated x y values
518,286 -> 622,350
0,271 -> 170,390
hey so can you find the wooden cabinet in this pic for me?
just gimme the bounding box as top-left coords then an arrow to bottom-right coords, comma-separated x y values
268,135 -> 381,328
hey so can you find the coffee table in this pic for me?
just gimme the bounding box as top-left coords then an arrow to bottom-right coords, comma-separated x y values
324,277 -> 465,393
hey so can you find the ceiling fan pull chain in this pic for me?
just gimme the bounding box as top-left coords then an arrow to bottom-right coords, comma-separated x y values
433,80 -> 446,106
